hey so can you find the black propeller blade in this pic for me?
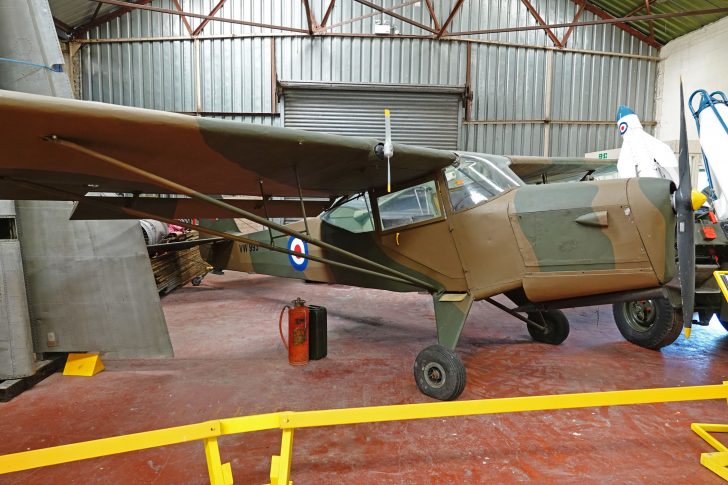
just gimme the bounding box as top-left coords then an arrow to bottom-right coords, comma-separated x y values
676,82 -> 695,334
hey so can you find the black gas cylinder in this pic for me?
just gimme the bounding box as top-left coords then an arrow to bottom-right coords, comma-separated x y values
307,305 -> 327,360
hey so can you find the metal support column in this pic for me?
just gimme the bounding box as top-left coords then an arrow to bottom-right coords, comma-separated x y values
0,201 -> 34,379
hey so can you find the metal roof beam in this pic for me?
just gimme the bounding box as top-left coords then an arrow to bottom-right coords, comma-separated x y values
437,0 -> 465,38
521,0 -> 563,48
625,0 -> 659,18
171,0 -> 193,37
560,2 -> 586,47
572,0 -> 661,49
351,0 -> 438,34
447,5 -> 728,48
423,0 -> 440,31
302,0 -> 317,35
73,0 -> 154,38
88,3 -> 103,26
320,0 -> 336,28
52,16 -> 72,35
644,0 -> 655,41
192,0 -> 227,37
89,0 -> 309,34
322,0 -> 420,32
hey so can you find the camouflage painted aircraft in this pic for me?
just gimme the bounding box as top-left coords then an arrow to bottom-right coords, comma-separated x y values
0,86 -> 697,400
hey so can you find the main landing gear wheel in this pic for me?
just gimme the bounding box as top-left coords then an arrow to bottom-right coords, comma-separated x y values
413,345 -> 466,401
526,309 -> 569,345
612,298 -> 683,350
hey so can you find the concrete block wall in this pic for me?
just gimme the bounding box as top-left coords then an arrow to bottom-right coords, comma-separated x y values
656,16 -> 728,143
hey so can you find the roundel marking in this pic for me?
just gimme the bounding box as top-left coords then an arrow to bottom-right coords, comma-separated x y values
287,237 -> 309,271
619,121 -> 628,135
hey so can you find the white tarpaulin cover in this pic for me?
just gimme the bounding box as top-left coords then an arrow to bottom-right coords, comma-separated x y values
616,106 -> 679,183
698,102 -> 728,220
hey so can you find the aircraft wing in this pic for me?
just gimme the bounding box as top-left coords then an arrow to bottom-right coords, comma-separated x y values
507,156 -> 616,184
0,90 -> 457,201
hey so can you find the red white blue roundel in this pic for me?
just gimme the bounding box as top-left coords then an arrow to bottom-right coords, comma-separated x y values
288,237 -> 309,271
618,121 -> 628,135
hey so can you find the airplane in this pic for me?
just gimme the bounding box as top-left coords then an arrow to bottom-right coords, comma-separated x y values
0,86 -> 699,401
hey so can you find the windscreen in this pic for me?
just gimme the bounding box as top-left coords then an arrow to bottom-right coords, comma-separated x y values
445,154 -> 522,211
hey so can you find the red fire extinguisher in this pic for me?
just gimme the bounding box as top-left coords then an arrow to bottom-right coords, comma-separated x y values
278,298 -> 309,366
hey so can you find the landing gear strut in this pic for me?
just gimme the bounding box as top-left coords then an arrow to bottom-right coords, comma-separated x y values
526,310 -> 570,345
414,294 -> 573,401
486,297 -> 570,345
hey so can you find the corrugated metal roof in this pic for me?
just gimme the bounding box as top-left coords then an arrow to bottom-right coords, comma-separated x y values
49,0 -> 119,31
588,0 -> 728,46
48,1 -> 728,47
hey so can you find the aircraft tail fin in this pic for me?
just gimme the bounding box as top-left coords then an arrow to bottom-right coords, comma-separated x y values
616,106 -> 678,183
196,218 -> 246,234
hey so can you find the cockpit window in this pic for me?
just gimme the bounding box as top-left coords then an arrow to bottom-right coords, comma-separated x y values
377,180 -> 442,231
321,192 -> 374,233
445,154 -> 522,212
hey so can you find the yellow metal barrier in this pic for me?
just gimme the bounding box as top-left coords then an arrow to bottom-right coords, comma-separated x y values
2,384 -> 728,484
714,271 -> 728,303
693,423 -> 728,481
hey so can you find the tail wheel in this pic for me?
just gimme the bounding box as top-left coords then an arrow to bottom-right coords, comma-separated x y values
526,310 -> 570,345
413,345 -> 466,401
612,298 -> 682,350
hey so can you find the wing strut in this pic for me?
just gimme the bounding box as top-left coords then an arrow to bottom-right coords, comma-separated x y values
293,165 -> 310,236
257,179 -> 275,244
2,177 -> 429,289
41,136 -> 439,292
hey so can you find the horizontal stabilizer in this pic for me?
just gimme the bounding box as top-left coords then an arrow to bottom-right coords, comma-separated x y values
146,237 -> 225,255
508,156 -> 615,184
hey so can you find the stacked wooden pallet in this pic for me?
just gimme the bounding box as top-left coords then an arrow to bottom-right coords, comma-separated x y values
149,231 -> 212,295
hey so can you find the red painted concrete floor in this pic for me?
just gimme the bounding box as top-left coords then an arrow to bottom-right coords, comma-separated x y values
2,272 -> 728,484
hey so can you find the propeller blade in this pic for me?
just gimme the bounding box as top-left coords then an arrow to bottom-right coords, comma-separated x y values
676,81 -> 695,335
384,108 -> 394,192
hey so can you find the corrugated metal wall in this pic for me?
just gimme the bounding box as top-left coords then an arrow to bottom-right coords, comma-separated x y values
77,0 -> 658,157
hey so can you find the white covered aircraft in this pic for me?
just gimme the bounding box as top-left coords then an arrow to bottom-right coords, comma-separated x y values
616,105 -> 679,183
690,90 -> 728,221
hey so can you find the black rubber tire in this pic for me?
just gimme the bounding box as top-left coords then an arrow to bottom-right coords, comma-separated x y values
191,276 -> 203,286
526,310 -> 570,345
413,345 -> 466,401
612,298 -> 683,350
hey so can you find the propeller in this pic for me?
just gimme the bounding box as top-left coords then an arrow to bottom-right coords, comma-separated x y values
383,108 -> 394,192
676,82 -> 696,337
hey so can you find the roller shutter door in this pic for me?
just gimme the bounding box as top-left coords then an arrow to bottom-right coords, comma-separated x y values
282,84 -> 463,149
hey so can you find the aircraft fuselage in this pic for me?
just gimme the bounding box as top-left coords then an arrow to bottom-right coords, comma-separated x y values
204,176 -> 675,307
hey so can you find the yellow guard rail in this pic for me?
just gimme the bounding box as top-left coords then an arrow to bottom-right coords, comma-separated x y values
2,383 -> 728,484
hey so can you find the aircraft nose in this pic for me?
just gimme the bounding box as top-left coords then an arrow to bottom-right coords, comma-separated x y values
627,178 -> 677,284
616,105 -> 635,122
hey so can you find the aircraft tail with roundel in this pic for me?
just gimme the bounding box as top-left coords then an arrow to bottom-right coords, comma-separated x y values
616,105 -> 679,184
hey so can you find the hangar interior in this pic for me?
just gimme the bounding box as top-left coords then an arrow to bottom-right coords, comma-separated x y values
3,0 -> 728,483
